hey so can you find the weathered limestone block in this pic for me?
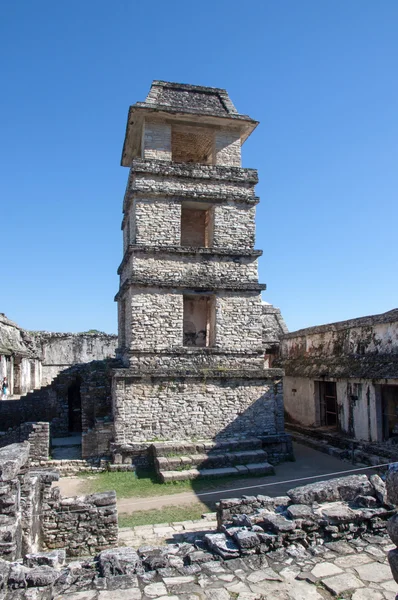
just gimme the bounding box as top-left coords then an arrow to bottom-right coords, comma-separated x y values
370,474 -> 388,505
204,533 -> 240,559
98,547 -> 142,577
0,443 -> 30,482
287,475 -> 373,505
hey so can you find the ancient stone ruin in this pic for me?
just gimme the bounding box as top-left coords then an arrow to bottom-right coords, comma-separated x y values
111,80 -> 292,476
0,445 -> 395,598
0,440 -> 117,569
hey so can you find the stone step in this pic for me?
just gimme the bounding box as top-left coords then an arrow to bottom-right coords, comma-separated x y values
159,461 -> 275,482
156,449 -> 268,472
151,437 -> 263,458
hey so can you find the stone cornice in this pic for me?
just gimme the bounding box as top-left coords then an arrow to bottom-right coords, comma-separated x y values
131,159 -> 258,183
114,280 -> 266,301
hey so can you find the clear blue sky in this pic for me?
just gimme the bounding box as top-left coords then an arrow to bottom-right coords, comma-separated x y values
1,1 -> 397,334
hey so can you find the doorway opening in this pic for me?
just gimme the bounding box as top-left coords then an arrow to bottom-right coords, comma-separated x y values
381,385 -> 398,440
317,381 -> 338,428
68,379 -> 82,433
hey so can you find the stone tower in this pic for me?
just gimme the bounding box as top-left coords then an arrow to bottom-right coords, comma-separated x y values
112,81 -> 291,471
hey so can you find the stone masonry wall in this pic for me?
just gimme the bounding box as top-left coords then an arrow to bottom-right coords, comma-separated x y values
120,253 -> 259,288
123,290 -> 264,354
213,203 -> 256,250
42,488 -> 118,557
281,308 -> 398,361
143,121 -> 172,161
216,293 -> 263,351
124,197 -> 257,252
0,441 -> 118,561
129,289 -> 182,351
125,160 -> 258,207
0,422 -> 49,461
133,198 -> 181,246
31,332 -> 117,385
142,121 -> 241,167
215,130 -> 241,166
127,349 -> 265,372
112,376 -> 284,444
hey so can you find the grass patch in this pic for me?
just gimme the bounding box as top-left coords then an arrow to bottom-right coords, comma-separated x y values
81,469 -> 267,499
118,502 -> 211,527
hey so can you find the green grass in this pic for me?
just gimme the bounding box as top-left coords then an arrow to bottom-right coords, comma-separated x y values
81,469 -> 265,499
118,502 -> 212,527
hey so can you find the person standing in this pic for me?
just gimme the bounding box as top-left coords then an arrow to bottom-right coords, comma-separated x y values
1,377 -> 8,399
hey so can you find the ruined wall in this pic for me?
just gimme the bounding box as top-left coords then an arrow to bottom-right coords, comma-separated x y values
0,422 -> 49,460
0,441 -> 118,561
281,309 -> 398,442
42,488 -> 118,557
31,332 -> 117,385
281,309 -> 398,361
112,375 -> 284,444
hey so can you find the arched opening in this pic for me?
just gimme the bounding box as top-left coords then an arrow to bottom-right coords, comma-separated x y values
68,380 -> 82,433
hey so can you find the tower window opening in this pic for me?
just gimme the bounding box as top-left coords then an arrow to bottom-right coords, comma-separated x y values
183,295 -> 215,347
181,202 -> 213,247
172,126 -> 214,165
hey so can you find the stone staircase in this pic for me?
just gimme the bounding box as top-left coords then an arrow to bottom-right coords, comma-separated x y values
151,437 -> 275,482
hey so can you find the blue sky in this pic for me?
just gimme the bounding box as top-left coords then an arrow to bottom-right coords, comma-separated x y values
1,0 -> 397,334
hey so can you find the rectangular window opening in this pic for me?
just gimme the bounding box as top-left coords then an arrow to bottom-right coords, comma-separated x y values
181,203 -> 214,247
183,295 -> 215,348
172,126 -> 214,165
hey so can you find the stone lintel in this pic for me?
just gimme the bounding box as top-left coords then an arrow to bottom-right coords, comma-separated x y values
114,281 -> 266,301
117,246 -> 263,274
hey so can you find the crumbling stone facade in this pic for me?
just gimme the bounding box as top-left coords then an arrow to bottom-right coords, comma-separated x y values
30,331 -> 117,386
280,308 -> 398,443
113,81 -> 290,464
0,313 -> 41,396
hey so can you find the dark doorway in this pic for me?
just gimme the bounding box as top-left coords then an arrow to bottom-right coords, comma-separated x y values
382,385 -> 398,440
68,380 -> 82,433
318,381 -> 338,427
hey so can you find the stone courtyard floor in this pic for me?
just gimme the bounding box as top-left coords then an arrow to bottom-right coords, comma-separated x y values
57,531 -> 397,600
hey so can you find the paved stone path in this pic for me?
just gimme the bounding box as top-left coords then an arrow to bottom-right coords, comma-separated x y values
58,531 -> 397,600
118,513 -> 219,547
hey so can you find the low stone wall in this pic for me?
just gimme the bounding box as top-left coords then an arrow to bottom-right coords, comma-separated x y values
41,488 -> 118,557
214,473 -> 393,557
0,422 -> 49,460
0,441 -> 118,562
